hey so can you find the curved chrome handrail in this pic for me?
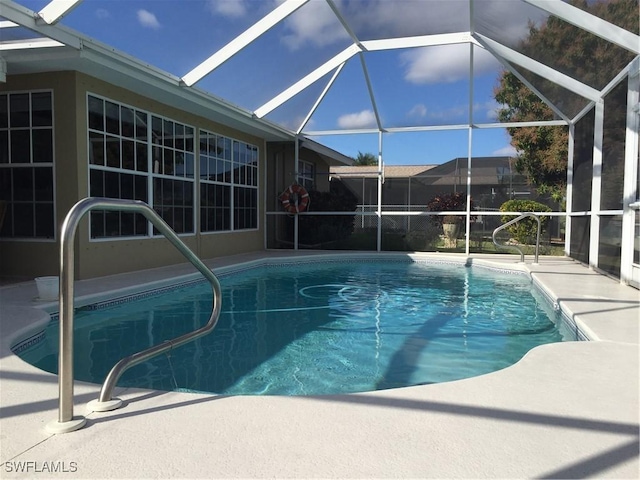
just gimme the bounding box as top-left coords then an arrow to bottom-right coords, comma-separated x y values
492,213 -> 542,264
48,197 -> 222,433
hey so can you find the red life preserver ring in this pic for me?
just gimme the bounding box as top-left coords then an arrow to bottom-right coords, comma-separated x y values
279,184 -> 310,214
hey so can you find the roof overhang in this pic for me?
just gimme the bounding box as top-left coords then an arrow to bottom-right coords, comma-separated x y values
0,0 -> 294,142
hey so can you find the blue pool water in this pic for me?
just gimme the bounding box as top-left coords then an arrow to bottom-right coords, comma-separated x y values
18,260 -> 575,395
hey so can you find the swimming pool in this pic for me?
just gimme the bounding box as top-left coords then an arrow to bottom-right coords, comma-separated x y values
17,258 -> 577,395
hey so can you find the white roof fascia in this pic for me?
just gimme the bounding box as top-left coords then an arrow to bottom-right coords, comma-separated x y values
79,36 -> 183,83
71,37 -> 291,140
473,120 -> 568,128
181,0 -> 310,87
305,128 -> 382,135
306,124 -> 471,135
297,62 -> 345,134
359,52 -> 383,131
1,0 -> 81,49
361,32 -> 472,52
0,21 -> 19,28
475,33 -> 601,103
81,43 -> 292,139
254,43 -> 361,118
314,121 -> 572,133
384,124 -> 482,133
0,38 -> 65,50
523,0 -> 640,55
37,0 -> 84,25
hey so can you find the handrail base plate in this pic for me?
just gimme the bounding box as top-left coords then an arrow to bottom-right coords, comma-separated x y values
87,398 -> 123,412
46,416 -> 86,434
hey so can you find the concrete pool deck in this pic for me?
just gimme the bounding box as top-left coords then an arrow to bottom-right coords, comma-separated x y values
1,252 -> 638,479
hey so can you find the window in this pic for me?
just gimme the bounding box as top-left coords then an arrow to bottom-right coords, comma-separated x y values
87,94 -> 195,238
297,160 -> 315,190
0,91 -> 55,239
150,115 -> 195,235
200,130 -> 258,232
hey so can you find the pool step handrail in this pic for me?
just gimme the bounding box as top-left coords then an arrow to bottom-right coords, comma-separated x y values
47,197 -> 222,434
492,213 -> 542,264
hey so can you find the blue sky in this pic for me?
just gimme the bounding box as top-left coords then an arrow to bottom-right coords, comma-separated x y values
18,0 -> 527,165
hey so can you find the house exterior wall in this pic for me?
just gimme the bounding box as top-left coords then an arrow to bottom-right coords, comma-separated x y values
266,143 -> 332,211
1,71 -> 267,280
264,143 -> 334,249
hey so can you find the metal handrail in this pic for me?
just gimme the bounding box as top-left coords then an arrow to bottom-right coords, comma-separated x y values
492,213 -> 542,264
47,197 -> 222,434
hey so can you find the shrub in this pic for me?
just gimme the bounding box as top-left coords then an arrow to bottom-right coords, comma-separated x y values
499,199 -> 552,244
426,192 -> 473,225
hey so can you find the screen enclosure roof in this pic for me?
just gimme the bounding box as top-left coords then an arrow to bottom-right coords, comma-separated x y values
1,0 -> 638,146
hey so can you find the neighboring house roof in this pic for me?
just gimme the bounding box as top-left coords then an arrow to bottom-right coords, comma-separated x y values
330,157 -> 521,185
330,165 -> 437,179
411,156 -> 524,186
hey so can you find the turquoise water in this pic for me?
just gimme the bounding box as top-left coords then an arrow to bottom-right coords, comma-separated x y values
19,261 -> 575,395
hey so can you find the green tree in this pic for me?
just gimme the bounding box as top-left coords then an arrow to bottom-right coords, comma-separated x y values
353,151 -> 378,166
494,0 -> 638,204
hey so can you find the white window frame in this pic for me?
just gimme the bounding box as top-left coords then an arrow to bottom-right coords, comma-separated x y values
199,128 -> 259,234
86,93 -> 196,241
0,89 -> 56,241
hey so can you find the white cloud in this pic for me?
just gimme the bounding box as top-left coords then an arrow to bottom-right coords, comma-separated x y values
407,104 -> 427,118
339,0 -> 543,46
401,43 -> 502,85
473,47 -> 504,75
493,145 -> 518,156
95,8 -> 110,20
206,0 -> 247,18
280,1 -> 349,51
402,45 -> 468,84
137,9 -> 161,30
474,100 -> 501,121
337,110 -> 377,129
336,0 -> 469,40
427,105 -> 467,121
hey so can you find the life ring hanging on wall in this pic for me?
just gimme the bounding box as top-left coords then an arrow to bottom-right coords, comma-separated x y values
279,184 -> 310,214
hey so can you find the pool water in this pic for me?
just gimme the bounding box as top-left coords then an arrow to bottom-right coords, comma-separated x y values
19,260 -> 575,395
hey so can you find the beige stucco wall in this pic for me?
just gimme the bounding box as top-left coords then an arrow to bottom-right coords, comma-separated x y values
1,71 -> 267,280
266,143 -> 332,210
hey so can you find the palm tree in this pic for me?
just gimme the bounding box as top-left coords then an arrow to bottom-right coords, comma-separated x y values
353,151 -> 378,166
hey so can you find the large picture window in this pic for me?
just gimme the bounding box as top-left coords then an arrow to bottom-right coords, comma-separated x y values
0,91 -> 55,239
88,94 -> 195,238
200,130 -> 258,232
